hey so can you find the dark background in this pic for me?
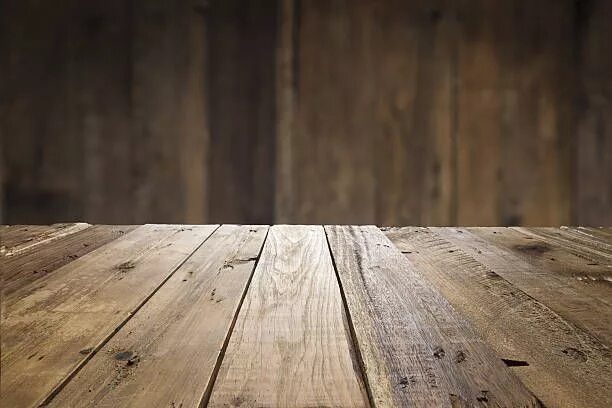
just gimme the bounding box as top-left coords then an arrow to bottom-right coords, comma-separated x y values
1,0 -> 610,226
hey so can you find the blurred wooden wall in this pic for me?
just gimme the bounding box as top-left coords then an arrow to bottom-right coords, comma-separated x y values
1,0 -> 610,226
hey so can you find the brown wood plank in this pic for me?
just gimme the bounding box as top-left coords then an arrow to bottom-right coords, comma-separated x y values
0,224 -> 218,407
515,226 -> 612,266
209,225 -> 369,407
1,223 -> 90,256
283,0 -> 454,225
575,0 -> 612,226
3,225 -> 136,299
327,225 -> 538,407
385,227 -> 612,408
207,0 -> 277,223
2,225 -> 60,250
131,0 -> 209,223
432,227 -> 612,345
456,1 -> 572,226
48,225 -> 268,407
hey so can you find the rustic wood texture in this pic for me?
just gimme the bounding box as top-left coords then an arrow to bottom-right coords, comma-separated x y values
208,225 -> 369,407
2,225 -> 611,407
3,225 -> 134,298
48,225 -> 267,407
432,227 -> 612,345
1,224 -> 217,407
2,1 -> 611,226
1,223 -> 90,257
385,227 -> 612,408
326,225 -> 539,407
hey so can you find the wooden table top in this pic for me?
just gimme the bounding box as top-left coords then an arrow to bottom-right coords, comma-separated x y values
1,224 -> 611,408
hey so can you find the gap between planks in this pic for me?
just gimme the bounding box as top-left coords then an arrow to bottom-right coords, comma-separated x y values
39,225 -> 223,407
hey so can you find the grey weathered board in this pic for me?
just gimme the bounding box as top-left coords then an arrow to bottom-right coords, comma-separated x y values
1,225 -> 611,407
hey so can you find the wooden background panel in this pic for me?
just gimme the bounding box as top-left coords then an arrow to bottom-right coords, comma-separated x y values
575,0 -> 612,226
282,0 -> 455,225
1,0 -> 611,226
207,0 -> 277,224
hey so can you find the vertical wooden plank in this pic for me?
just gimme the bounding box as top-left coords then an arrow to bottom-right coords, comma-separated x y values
575,0 -> 612,226
287,0 -> 454,225
456,0 -> 573,226
75,0 -> 133,224
208,225 -> 368,407
1,224 -> 217,407
131,0 -> 209,223
1,0 -> 85,223
207,0 -> 277,223
327,225 -> 538,407
48,225 -> 268,408
384,227 -> 612,408
275,0 -> 296,223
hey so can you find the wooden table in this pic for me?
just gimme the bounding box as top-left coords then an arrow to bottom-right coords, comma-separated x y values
1,224 -> 611,408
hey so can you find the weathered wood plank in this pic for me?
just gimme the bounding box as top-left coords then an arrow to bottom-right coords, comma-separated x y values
515,226 -> 612,266
0,224 -> 217,407
1,223 -> 90,256
432,227 -> 612,345
209,225 -> 368,407
385,227 -> 612,408
3,225 -> 135,299
48,225 -> 268,407
327,225 -> 538,407
2,225 -> 60,250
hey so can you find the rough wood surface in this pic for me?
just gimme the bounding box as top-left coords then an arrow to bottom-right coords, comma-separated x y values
385,227 -> 612,408
209,225 -> 369,407
1,223 -> 90,256
0,224 -> 217,407
3,225 -> 135,299
327,225 -> 539,407
432,227 -> 612,345
48,225 -> 268,407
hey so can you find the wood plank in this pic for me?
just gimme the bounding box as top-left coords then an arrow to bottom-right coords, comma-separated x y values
131,0 -> 209,223
1,223 -> 90,256
327,225 -> 538,407
0,224 -> 217,407
48,225 -> 268,407
207,0 -> 277,223
456,0 -> 572,226
3,225 -> 135,299
575,0 -> 612,226
284,0 -> 454,225
432,227 -> 612,345
209,225 -> 368,407
385,227 -> 612,408
515,226 -> 612,266
2,225 -> 60,250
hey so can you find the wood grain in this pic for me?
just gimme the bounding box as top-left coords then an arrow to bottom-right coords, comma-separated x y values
432,227 -> 612,345
48,225 -> 268,407
516,226 -> 612,266
209,225 -> 369,407
327,225 -> 538,407
3,225 -> 135,299
0,224 -> 217,407
385,227 -> 612,408
1,223 -> 90,256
